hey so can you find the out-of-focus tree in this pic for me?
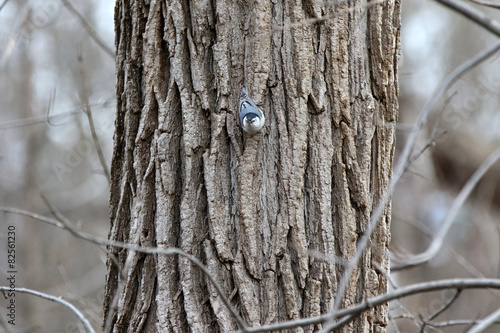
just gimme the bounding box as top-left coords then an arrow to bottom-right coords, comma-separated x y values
0,0 -> 114,331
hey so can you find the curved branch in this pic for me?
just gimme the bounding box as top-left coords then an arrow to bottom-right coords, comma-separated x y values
0,286 -> 95,333
468,307 -> 500,333
0,206 -> 248,331
427,319 -> 500,328
392,147 -> 500,270
241,278 -> 500,333
466,0 -> 500,9
78,63 -> 111,182
420,289 -> 462,332
0,0 -> 10,12
329,2 -> 500,320
434,0 -> 500,36
60,0 -> 114,58
328,39 -> 500,326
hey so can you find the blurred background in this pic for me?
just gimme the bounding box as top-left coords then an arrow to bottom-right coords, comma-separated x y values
0,0 -> 499,332
0,0 -> 114,331
393,1 -> 500,332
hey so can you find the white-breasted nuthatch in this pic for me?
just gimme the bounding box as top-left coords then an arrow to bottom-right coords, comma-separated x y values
239,87 -> 265,134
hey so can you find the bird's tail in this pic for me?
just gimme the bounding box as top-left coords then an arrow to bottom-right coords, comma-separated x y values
240,87 -> 248,100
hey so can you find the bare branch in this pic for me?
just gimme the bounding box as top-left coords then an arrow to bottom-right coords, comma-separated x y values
239,279 -> 500,333
420,289 -> 462,332
0,206 -> 248,331
427,319 -> 500,328
414,92 -> 456,168
0,0 -> 11,12
393,147 -> 500,270
60,0 -> 114,58
45,89 -> 59,127
0,286 -> 95,333
323,39 -> 500,331
468,307 -> 500,333
390,311 -> 420,332
391,214 -> 496,284
466,0 -> 500,9
0,100 -> 112,130
0,206 -> 64,228
321,314 -> 356,332
103,249 -> 139,333
434,0 -> 500,36
78,58 -> 111,182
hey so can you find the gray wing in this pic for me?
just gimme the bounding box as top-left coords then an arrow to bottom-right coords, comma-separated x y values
239,88 -> 261,124
239,101 -> 261,124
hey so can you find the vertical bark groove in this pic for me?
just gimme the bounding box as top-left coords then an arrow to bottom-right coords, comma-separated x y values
105,0 -> 400,332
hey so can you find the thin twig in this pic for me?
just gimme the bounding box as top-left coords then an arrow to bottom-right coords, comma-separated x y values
427,319 -> 500,328
321,40 -> 500,332
78,58 -> 111,182
434,0 -> 500,35
321,314 -> 356,332
103,249 -> 138,333
5,206 -> 500,333
393,147 -> 500,270
0,286 -> 95,333
60,0 -> 114,58
239,279 -> 500,333
45,89 -> 59,127
415,92 -> 456,166
388,314 -> 403,333
468,307 -> 500,333
0,100 -> 112,130
420,289 -> 462,332
466,0 -> 500,9
0,0 -> 10,12
0,6 -> 30,67
389,310 -> 420,332
0,206 -> 65,227
430,91 -> 458,143
0,206 -> 248,331
391,213 -> 490,281
42,196 -> 245,331
323,38 -> 500,333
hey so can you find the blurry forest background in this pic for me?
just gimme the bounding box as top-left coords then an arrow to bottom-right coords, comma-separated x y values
0,0 -> 499,332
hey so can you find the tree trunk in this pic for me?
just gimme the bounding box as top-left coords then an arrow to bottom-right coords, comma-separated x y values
103,0 -> 400,332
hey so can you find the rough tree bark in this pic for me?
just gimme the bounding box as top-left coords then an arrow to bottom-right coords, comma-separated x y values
103,0 -> 400,332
